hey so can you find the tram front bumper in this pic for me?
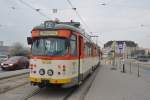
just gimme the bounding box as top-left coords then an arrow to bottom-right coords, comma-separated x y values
29,77 -> 72,84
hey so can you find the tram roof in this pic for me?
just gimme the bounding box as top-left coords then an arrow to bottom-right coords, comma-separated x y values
33,21 -> 91,41
32,21 -> 100,48
32,21 -> 101,48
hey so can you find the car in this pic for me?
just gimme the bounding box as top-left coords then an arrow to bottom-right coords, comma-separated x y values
0,55 -> 8,64
1,56 -> 29,70
136,55 -> 149,62
131,56 -> 137,59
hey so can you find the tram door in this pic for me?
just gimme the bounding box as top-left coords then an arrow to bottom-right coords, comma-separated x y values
78,36 -> 83,84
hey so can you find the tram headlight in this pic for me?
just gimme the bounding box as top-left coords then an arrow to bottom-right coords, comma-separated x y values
39,69 -> 45,75
47,69 -> 53,76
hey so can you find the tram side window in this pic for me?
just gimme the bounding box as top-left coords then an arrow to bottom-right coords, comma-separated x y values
84,43 -> 92,56
84,44 -> 88,56
70,34 -> 77,56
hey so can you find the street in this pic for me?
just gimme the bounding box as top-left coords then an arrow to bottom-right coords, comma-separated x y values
0,68 -> 4,73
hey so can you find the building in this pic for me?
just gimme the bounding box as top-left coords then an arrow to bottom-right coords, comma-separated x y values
0,42 -> 11,55
0,41 -> 3,46
144,48 -> 150,55
103,40 -> 138,58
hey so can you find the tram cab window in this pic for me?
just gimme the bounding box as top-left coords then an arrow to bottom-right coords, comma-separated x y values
70,34 -> 77,56
32,38 -> 68,56
32,39 -> 45,56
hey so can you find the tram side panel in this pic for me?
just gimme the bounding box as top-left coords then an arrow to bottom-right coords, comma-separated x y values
79,38 -> 100,81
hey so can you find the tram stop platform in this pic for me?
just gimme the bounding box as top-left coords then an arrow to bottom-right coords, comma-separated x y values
85,63 -> 150,100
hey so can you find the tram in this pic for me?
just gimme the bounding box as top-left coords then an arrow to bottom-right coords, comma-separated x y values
27,20 -> 101,88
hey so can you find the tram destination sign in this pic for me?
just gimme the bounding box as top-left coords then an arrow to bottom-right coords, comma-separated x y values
40,31 -> 58,36
44,21 -> 55,29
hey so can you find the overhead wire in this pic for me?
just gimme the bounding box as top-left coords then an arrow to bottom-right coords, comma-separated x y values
66,0 -> 104,46
18,0 -> 49,19
18,0 -> 92,34
19,0 -> 102,45
66,0 -> 92,35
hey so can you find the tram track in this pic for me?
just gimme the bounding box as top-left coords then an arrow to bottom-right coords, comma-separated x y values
0,69 -> 29,80
19,67 -> 100,99
0,73 -> 29,94
24,86 -> 78,100
0,82 -> 77,100
22,65 -> 101,100
0,65 -> 100,100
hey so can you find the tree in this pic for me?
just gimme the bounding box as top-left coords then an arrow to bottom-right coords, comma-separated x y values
148,51 -> 150,55
9,42 -> 29,57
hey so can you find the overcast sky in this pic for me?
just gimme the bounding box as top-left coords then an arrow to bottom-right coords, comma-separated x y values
0,0 -> 150,48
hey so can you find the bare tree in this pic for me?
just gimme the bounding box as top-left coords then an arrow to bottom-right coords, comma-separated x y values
9,42 -> 29,57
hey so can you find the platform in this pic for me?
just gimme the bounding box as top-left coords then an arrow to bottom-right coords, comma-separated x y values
85,63 -> 150,100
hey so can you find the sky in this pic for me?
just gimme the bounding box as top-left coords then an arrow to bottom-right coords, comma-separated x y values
0,0 -> 150,48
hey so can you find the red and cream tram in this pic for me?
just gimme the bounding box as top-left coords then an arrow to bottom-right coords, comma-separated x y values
27,20 -> 101,88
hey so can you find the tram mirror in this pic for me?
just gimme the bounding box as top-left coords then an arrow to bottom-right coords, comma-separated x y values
65,39 -> 70,47
27,37 -> 33,45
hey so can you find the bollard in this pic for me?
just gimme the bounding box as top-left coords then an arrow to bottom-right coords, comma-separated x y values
138,63 -> 140,77
122,63 -> 125,73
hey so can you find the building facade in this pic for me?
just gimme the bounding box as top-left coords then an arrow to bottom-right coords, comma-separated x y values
103,40 -> 138,58
0,41 -> 11,55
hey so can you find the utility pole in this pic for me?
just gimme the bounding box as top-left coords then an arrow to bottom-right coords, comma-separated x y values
122,42 -> 126,73
111,41 -> 117,70
89,34 -> 99,45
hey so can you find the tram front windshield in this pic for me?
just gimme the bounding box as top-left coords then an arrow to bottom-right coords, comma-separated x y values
32,38 -> 68,56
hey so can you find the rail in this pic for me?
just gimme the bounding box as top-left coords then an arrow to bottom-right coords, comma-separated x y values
0,69 -> 29,80
0,70 -> 29,94
20,65 -> 101,100
0,64 -> 101,100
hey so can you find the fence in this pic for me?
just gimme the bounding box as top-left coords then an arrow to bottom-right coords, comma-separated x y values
103,58 -> 150,79
118,59 -> 150,80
